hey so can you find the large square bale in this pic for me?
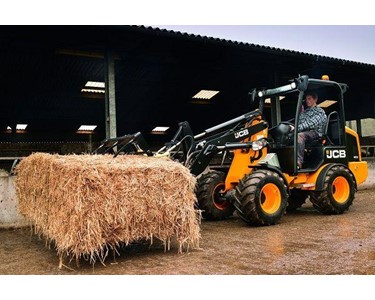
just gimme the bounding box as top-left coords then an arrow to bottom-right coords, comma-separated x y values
15,153 -> 201,263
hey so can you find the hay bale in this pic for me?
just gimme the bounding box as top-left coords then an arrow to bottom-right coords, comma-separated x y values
15,153 -> 201,264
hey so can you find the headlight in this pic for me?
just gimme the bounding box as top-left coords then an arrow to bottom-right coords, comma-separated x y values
252,139 -> 268,151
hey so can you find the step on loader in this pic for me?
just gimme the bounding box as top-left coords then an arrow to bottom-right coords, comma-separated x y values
94,75 -> 368,226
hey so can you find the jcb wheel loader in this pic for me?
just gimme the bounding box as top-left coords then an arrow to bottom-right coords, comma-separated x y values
94,75 -> 368,226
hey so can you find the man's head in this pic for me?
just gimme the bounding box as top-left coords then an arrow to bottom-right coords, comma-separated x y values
305,91 -> 318,108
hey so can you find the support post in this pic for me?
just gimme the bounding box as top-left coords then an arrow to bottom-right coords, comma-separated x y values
105,51 -> 117,139
271,71 -> 281,127
88,134 -> 92,153
356,119 -> 362,137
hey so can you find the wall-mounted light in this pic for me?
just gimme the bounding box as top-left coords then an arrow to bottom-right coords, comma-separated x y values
192,90 -> 219,100
4,126 -> 12,133
151,126 -> 169,134
81,81 -> 105,94
85,81 -> 105,88
16,124 -> 28,130
77,125 -> 97,134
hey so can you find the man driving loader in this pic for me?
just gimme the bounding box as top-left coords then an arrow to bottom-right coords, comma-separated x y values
94,75 -> 368,225
289,91 -> 327,169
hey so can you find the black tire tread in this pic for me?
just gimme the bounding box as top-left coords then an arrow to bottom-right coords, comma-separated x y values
196,170 -> 235,220
234,169 -> 288,226
310,165 -> 355,214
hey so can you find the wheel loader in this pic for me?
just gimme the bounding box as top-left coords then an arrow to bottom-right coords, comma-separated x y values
94,75 -> 368,226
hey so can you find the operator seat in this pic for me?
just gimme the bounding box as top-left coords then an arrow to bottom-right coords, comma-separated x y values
304,110 -> 339,147
324,111 -> 341,145
302,111 -> 341,170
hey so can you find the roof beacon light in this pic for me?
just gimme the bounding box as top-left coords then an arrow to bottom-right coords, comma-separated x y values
322,75 -> 330,81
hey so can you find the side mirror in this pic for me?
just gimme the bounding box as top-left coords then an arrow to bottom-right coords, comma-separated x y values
295,75 -> 309,92
248,88 -> 257,107
248,88 -> 261,111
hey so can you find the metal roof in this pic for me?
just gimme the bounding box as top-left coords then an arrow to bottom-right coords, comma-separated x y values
134,25 -> 375,69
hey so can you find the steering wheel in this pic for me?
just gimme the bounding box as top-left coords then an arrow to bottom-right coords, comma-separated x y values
269,121 -> 295,131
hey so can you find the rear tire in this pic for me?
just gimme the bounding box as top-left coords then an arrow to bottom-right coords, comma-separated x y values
196,171 -> 235,220
235,169 -> 288,225
286,189 -> 309,212
310,165 -> 355,214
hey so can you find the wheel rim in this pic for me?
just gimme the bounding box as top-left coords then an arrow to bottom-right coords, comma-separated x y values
260,183 -> 282,214
332,176 -> 350,204
212,183 -> 229,210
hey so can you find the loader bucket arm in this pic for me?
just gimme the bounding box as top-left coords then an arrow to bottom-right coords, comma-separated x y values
93,132 -> 153,157
189,120 -> 268,176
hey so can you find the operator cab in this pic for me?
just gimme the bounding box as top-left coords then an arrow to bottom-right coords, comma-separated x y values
260,76 -> 347,174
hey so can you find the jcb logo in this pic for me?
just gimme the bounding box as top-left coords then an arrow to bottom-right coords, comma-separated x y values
326,149 -> 346,159
235,129 -> 249,139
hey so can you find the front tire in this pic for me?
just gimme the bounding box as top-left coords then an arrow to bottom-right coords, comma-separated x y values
310,165 -> 355,214
235,169 -> 288,226
196,171 -> 235,220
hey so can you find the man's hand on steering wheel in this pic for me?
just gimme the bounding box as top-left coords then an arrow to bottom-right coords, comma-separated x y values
280,121 -> 294,132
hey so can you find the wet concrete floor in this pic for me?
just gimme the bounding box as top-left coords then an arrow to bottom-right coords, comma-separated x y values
1,189 -> 374,275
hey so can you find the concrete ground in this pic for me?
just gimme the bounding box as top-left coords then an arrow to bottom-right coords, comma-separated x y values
0,189 -> 374,275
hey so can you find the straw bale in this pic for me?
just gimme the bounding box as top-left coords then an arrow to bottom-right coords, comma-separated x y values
15,153 -> 201,264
